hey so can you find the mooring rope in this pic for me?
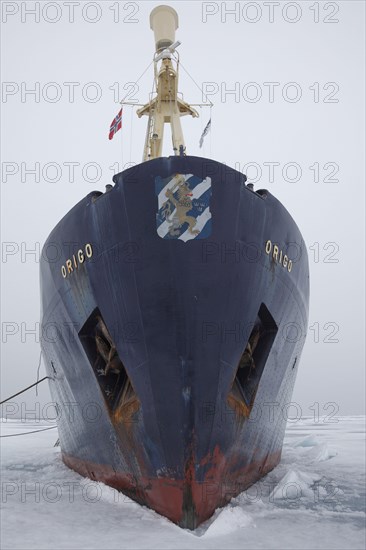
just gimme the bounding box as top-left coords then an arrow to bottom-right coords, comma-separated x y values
0,376 -> 54,438
0,352 -> 55,438
0,376 -> 49,405
0,425 -> 57,438
35,350 -> 43,396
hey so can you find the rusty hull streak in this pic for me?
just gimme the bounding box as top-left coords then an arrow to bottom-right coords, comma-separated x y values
62,446 -> 281,529
111,397 -> 140,425
64,382 -> 277,528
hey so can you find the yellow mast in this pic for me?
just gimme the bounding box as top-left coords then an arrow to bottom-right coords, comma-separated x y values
136,5 -> 199,161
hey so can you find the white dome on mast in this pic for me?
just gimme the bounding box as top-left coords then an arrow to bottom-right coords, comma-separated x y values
150,5 -> 179,52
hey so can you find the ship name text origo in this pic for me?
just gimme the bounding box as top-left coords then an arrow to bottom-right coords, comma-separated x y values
61,243 -> 93,278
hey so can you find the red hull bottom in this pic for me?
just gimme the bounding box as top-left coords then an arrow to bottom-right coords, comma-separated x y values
62,449 -> 281,529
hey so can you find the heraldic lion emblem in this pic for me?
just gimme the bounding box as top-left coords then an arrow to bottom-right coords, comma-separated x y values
155,173 -> 212,241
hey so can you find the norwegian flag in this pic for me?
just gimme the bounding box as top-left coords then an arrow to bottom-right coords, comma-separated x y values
109,108 -> 122,140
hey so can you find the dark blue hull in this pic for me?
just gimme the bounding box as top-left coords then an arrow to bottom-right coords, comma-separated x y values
40,156 -> 309,528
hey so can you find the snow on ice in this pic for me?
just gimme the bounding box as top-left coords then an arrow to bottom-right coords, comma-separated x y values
1,416 -> 365,549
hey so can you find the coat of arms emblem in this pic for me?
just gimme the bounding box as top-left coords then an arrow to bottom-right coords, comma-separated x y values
155,173 -> 212,241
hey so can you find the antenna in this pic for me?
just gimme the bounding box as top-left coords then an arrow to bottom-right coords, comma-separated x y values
155,41 -> 181,62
